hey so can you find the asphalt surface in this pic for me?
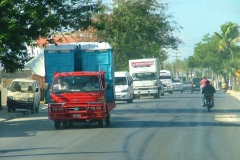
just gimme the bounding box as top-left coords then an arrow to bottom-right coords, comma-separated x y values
1,90 -> 240,160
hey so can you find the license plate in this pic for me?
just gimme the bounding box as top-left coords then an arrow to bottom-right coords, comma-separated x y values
73,114 -> 81,117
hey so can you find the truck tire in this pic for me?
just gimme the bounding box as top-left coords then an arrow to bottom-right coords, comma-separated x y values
98,118 -> 106,127
161,91 -> 164,96
181,90 -> 183,93
133,94 -> 138,99
8,106 -> 12,113
106,113 -> 111,125
54,121 -> 61,129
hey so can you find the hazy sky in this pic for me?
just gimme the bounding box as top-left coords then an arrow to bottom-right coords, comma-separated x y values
102,0 -> 240,62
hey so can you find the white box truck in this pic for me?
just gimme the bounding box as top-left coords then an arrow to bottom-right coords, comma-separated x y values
129,58 -> 164,99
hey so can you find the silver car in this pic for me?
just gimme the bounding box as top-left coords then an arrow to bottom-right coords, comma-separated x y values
183,81 -> 191,90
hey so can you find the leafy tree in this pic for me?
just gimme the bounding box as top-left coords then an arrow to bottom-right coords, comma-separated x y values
214,22 -> 240,59
96,0 -> 182,70
0,0 -> 102,73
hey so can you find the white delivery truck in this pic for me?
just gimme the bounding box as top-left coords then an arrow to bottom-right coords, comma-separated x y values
114,71 -> 134,103
159,70 -> 173,94
129,58 -> 164,99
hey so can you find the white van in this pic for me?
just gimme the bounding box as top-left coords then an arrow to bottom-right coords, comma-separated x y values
7,79 -> 41,114
114,72 -> 134,103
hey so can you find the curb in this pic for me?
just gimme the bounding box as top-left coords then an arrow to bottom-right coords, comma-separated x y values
227,90 -> 240,101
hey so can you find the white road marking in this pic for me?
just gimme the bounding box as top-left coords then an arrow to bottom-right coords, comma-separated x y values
215,114 -> 240,123
6,117 -> 48,122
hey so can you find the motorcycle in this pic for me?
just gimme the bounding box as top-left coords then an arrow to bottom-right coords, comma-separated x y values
222,87 -> 227,93
205,94 -> 213,112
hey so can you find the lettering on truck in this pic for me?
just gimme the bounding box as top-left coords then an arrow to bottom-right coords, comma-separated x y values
132,61 -> 154,68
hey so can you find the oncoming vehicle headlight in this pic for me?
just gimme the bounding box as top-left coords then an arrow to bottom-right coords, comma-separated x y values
28,98 -> 34,101
7,96 -> 14,100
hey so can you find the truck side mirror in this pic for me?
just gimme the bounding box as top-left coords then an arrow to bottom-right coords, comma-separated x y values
35,88 -> 39,92
45,83 -> 50,90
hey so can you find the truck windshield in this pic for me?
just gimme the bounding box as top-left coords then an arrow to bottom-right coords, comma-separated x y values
115,77 -> 127,85
9,81 -> 34,93
51,75 -> 101,93
173,79 -> 181,83
132,73 -> 156,81
160,76 -> 172,79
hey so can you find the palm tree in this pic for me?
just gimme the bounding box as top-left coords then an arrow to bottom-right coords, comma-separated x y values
214,22 -> 240,59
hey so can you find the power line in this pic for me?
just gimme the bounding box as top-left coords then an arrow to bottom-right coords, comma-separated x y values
172,52 -> 181,60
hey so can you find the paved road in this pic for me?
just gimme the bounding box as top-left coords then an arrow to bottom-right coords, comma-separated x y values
1,90 -> 240,160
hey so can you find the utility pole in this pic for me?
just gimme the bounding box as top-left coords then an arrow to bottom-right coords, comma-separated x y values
172,52 -> 181,60
172,52 -> 181,78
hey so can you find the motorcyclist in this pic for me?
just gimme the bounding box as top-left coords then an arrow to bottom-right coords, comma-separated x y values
221,81 -> 227,93
200,76 -> 207,93
202,80 -> 216,107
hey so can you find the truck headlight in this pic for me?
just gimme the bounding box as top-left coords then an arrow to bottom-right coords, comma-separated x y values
28,98 -> 34,101
97,96 -> 104,102
7,96 -> 14,100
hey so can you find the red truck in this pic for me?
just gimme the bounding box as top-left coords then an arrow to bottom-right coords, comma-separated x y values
44,43 -> 116,129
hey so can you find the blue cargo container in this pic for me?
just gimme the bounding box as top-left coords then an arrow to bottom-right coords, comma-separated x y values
44,42 -> 115,103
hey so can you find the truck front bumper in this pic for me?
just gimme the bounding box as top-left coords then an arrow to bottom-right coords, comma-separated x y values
134,88 -> 158,96
48,102 -> 106,121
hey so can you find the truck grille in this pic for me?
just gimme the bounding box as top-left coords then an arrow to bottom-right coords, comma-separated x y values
66,108 -> 86,111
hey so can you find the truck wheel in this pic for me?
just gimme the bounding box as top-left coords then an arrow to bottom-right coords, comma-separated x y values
161,91 -> 164,96
106,113 -> 111,125
133,94 -> 138,99
181,90 -> 183,93
98,118 -> 106,127
54,121 -> 61,129
169,91 -> 173,94
8,106 -> 12,113
127,99 -> 131,103
191,90 -> 194,93
62,121 -> 67,126
12,108 -> 16,112
137,95 -> 140,99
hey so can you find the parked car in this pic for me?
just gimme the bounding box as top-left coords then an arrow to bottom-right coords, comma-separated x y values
183,81 -> 192,90
191,78 -> 202,93
172,78 -> 184,93
7,79 -> 41,113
